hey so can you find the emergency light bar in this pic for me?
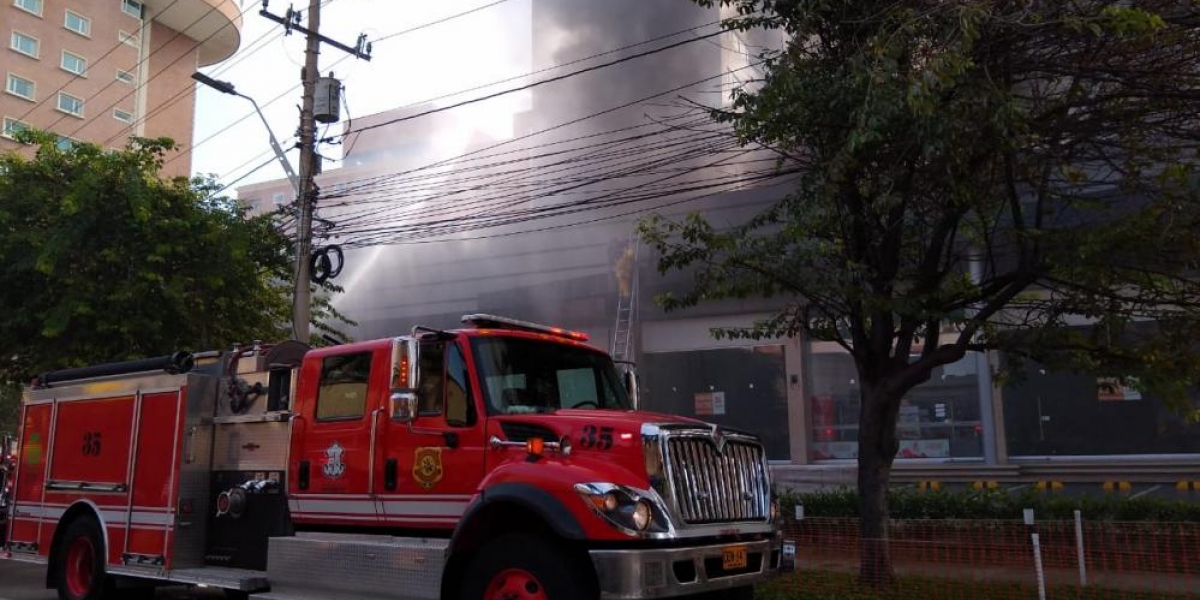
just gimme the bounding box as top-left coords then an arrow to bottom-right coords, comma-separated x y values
461,314 -> 590,342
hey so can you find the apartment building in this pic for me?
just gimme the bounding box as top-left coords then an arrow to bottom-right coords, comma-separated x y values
2,0 -> 242,177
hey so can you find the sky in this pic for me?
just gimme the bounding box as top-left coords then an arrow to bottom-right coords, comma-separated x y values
189,0 -> 533,196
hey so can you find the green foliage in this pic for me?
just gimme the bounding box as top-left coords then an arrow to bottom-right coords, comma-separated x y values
0,382 -> 18,437
777,487 -> 1200,522
0,131 -> 350,382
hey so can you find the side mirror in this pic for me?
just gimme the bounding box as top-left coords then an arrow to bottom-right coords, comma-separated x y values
390,337 -> 421,422
390,392 -> 419,423
619,365 -> 640,410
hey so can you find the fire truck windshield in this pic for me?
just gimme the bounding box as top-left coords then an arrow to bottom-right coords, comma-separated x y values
471,336 -> 632,414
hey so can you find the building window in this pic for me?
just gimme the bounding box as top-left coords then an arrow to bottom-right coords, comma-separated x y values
118,31 -> 140,48
121,0 -> 143,19
55,135 -> 75,151
115,70 -> 135,85
13,0 -> 42,17
806,344 -> 984,461
113,108 -> 133,123
2,117 -> 29,140
56,92 -> 83,117
643,345 -> 792,460
60,51 -> 87,76
10,31 -> 38,58
272,192 -> 286,207
1002,324 -> 1200,457
64,11 -> 91,37
5,74 -> 35,101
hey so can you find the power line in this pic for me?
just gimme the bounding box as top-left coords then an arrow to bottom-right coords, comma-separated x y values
371,0 -> 516,43
161,0 -> 519,172
324,127 -> 737,229
336,19 -> 720,157
103,17 -> 297,147
379,172 -> 802,246
320,115 -> 715,205
333,29 -> 730,142
311,60 -> 761,207
329,137 -> 746,240
342,157 -> 797,247
205,156 -> 280,199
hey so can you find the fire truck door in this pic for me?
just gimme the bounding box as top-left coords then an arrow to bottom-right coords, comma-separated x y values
288,347 -> 390,524
378,339 -> 484,526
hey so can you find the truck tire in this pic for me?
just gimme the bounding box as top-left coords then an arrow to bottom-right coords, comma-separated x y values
54,515 -> 111,600
460,533 -> 596,600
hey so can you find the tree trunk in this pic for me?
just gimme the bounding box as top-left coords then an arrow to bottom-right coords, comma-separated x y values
857,383 -> 900,587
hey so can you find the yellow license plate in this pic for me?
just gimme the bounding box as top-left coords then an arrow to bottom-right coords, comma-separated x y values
722,545 -> 748,570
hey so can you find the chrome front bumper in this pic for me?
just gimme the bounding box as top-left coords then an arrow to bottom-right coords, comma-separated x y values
590,538 -> 782,599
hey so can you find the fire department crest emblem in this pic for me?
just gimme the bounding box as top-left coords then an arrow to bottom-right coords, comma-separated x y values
323,441 -> 346,479
413,447 -> 443,490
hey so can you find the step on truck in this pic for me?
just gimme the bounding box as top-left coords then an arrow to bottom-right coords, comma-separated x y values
2,314 -> 792,600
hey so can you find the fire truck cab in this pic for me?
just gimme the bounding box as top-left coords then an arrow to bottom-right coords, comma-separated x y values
3,314 -> 790,600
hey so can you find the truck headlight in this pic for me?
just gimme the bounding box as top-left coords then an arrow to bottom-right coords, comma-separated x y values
632,500 -> 652,530
576,483 -> 667,535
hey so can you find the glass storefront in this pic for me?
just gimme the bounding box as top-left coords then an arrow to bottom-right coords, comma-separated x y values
641,345 -> 792,460
1003,359 -> 1200,456
807,346 -> 985,461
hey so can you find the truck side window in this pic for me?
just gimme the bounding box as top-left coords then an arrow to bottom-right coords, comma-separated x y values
417,342 -> 445,416
446,343 -> 474,426
316,352 -> 372,420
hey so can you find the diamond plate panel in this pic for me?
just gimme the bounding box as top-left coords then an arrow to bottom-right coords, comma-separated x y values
268,533 -> 448,600
212,421 -> 291,471
172,374 -> 218,568
166,566 -> 270,591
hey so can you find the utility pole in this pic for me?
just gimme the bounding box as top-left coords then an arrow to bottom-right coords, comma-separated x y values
293,0 -> 321,344
259,1 -> 371,342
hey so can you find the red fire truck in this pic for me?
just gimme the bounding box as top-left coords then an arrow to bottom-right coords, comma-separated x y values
2,314 -> 790,600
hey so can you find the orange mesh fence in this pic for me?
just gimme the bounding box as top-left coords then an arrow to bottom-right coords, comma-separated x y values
765,518 -> 1199,600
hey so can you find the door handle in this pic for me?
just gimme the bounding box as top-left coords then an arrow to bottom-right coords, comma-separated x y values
298,460 -> 310,491
384,458 -> 398,491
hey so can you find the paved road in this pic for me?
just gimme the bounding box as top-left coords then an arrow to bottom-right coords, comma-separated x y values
0,560 -> 48,600
0,560 -> 222,600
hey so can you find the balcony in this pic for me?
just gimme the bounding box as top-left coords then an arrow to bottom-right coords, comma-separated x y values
146,0 -> 242,66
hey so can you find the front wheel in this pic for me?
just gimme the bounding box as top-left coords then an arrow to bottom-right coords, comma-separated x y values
53,515 -> 111,600
460,533 -> 596,600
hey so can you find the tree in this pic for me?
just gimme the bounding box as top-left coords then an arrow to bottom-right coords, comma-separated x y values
643,0 -> 1200,585
0,131 -> 350,386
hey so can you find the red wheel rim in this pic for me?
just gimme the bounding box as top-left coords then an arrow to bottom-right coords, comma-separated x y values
65,536 -> 95,598
484,568 -> 548,600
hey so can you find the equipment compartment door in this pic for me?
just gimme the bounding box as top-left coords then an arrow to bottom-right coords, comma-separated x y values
126,390 -> 184,566
288,347 -> 390,524
7,402 -> 51,555
379,339 -> 484,526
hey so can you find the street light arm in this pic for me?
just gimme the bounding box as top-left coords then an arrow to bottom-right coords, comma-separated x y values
241,93 -> 301,197
192,72 -> 300,197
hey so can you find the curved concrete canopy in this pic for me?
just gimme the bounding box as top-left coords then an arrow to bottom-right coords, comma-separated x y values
146,0 -> 243,67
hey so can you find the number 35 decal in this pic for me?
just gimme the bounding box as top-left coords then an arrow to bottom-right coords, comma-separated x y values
579,425 -> 614,450
81,431 -> 102,457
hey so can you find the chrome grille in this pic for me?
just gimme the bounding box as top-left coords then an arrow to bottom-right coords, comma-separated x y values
665,436 -> 769,524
